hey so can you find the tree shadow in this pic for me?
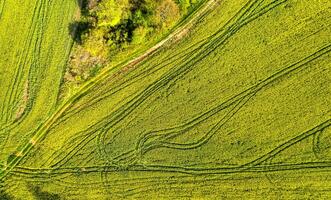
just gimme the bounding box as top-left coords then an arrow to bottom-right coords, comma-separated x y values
0,190 -> 13,200
77,0 -> 91,15
30,185 -> 63,200
69,21 -> 91,44
68,0 -> 93,44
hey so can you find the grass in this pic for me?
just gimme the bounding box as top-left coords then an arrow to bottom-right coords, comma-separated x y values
0,0 -> 331,199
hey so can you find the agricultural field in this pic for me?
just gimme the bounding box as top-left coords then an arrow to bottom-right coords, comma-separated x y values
0,0 -> 331,199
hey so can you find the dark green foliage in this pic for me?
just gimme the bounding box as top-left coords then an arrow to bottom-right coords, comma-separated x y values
104,0 -> 153,47
104,19 -> 136,47
73,0 -> 156,47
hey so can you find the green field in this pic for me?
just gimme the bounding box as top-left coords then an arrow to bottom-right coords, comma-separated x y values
0,0 -> 331,199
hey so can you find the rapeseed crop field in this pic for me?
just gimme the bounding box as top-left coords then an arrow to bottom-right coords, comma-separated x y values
0,0 -> 330,199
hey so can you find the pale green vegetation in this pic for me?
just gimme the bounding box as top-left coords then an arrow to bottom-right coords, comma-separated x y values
0,0 -> 331,199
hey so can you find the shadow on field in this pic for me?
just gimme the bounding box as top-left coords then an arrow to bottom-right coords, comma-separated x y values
30,185 -> 62,200
0,190 -> 13,200
68,21 -> 90,44
68,0 -> 93,43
